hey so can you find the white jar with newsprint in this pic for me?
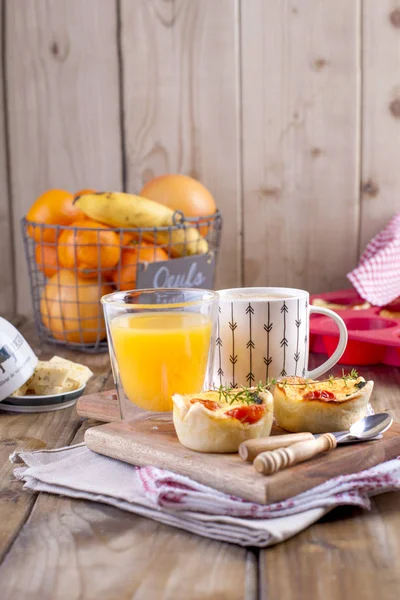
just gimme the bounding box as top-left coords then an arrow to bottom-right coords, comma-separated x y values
0,317 -> 38,401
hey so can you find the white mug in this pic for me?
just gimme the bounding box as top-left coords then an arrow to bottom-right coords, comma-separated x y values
0,317 -> 38,401
213,287 -> 347,387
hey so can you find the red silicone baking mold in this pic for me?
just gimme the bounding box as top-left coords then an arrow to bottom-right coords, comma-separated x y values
310,289 -> 400,366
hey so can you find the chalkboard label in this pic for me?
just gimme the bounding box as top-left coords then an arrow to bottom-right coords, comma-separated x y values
136,252 -> 216,290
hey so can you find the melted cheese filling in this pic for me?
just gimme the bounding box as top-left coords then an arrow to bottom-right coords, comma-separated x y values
185,390 -> 266,418
276,376 -> 366,403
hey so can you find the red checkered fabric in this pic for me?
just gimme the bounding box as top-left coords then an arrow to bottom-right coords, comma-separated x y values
347,213 -> 400,307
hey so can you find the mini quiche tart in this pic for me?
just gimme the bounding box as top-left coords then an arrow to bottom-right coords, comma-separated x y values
312,298 -> 371,311
172,388 -> 273,453
379,297 -> 400,319
273,375 -> 374,434
380,309 -> 400,319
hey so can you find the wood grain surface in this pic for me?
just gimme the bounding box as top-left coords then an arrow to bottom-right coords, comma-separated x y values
0,418 -> 256,600
259,501 -> 400,600
2,2 -> 400,317
259,360 -> 400,600
2,321 -> 400,599
120,0 -> 242,290
0,319 -> 111,562
77,388 -> 120,422
82,400 -> 400,504
5,0 -> 122,315
241,0 -> 361,292
360,0 -> 400,251
0,4 -> 13,318
0,319 -> 255,600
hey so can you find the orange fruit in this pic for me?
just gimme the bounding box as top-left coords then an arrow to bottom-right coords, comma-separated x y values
40,270 -> 112,343
35,243 -> 60,278
57,219 -> 121,278
73,189 -> 136,246
122,233 -> 134,246
71,190 -> 97,221
140,174 -> 217,235
74,188 -> 96,199
112,244 -> 169,291
117,231 -> 137,247
72,189 -> 97,220
26,189 -> 84,243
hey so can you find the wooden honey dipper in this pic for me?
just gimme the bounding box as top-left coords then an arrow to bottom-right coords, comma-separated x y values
253,433 -> 337,475
239,432 -> 315,462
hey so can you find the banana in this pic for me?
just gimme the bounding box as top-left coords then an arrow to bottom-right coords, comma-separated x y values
74,192 -> 208,257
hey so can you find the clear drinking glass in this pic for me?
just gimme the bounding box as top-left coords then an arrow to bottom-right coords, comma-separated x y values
101,288 -> 219,422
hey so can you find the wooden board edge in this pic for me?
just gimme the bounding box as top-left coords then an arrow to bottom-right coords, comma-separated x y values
76,390 -> 120,423
84,425 -> 268,504
85,421 -> 400,506
265,427 -> 400,504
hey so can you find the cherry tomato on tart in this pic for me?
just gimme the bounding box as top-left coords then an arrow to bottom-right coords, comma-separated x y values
273,373 -> 374,434
172,386 -> 273,453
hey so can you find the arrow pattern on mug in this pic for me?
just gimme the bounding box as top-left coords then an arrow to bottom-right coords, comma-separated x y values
280,301 -> 288,377
302,332 -> 308,377
228,302 -> 237,387
263,302 -> 273,380
216,294 -> 323,386
246,303 -> 255,386
294,298 -> 301,375
216,304 -> 223,386
301,299 -> 309,377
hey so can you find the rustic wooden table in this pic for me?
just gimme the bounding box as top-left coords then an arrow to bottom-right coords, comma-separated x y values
1,318 -> 400,600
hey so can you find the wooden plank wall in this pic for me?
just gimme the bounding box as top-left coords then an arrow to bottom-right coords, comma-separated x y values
0,0 -> 399,317
241,0 -> 361,291
0,2 -> 14,318
5,0 -> 122,315
360,1 -> 400,249
120,0 -> 242,289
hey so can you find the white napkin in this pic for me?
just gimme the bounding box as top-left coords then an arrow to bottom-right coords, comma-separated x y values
11,444 -> 400,547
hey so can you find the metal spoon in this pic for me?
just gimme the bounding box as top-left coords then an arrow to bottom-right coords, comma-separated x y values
254,413 -> 394,475
330,412 -> 393,444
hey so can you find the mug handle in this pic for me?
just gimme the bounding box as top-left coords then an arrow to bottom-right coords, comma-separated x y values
307,306 -> 348,380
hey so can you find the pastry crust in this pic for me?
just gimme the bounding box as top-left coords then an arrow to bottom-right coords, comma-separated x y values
380,309 -> 400,319
273,376 -> 374,434
312,298 -> 371,311
172,389 -> 274,453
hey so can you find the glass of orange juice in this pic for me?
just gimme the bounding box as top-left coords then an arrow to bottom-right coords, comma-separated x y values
101,288 -> 218,421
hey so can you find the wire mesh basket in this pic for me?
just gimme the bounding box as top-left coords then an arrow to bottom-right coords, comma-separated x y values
22,211 -> 222,353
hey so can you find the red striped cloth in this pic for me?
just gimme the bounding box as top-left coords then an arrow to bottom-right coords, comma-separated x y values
11,443 -> 400,547
347,213 -> 400,307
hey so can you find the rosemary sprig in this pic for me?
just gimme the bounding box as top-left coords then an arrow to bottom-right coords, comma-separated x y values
341,368 -> 359,387
277,369 -> 359,387
213,370 -> 360,404
216,380 -> 275,405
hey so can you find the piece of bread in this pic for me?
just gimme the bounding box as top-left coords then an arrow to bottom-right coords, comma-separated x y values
172,387 -> 273,453
10,382 -> 29,397
27,361 -> 70,390
273,375 -> 374,434
9,356 -> 93,397
49,356 -> 93,386
33,385 -> 65,396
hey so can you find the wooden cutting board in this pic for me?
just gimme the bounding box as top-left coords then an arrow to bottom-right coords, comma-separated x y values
77,390 -> 400,505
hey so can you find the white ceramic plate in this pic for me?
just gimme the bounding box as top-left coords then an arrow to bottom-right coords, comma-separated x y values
0,384 -> 86,410
0,398 -> 79,413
